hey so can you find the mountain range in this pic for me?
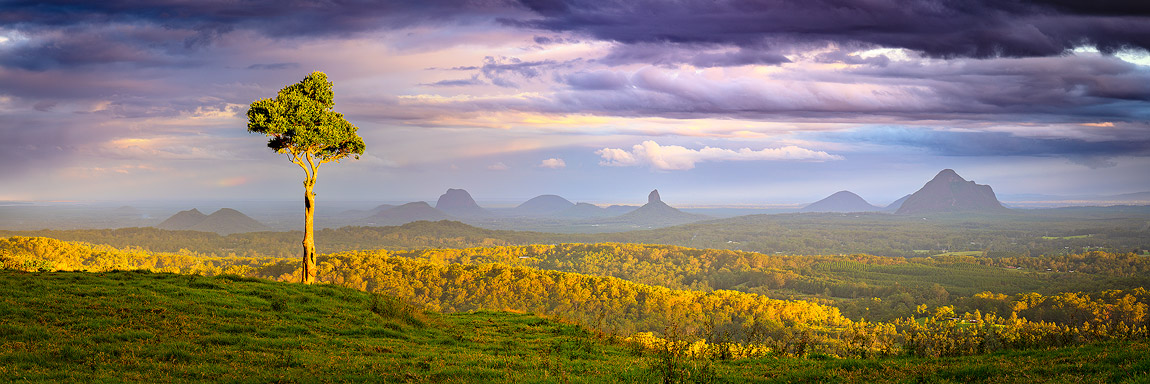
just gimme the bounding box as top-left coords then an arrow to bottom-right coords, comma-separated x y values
151,169 -> 1016,234
155,208 -> 270,235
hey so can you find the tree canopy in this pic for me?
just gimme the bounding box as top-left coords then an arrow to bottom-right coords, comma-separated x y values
247,71 -> 365,163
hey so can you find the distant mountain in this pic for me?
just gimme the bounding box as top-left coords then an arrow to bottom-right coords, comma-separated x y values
157,208 -> 270,235
362,202 -> 452,226
895,169 -> 1009,215
800,191 -> 881,213
156,208 -> 209,230
604,205 -> 639,215
557,202 -> 610,218
1110,191 -> 1150,201
883,194 -> 912,212
435,188 -> 490,218
610,189 -> 709,227
333,204 -> 395,219
190,208 -> 271,235
512,195 -> 575,216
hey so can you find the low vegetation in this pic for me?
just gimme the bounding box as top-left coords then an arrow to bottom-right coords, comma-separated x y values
2,269 -> 1149,383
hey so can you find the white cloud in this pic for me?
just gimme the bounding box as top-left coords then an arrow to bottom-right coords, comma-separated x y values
539,158 -> 566,168
596,140 -> 843,171
487,162 -> 509,171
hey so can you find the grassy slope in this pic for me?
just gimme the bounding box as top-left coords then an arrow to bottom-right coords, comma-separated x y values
0,270 -> 642,383
1,270 -> 1148,383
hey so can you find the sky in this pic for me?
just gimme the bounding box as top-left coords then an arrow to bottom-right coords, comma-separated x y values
1,0 -> 1149,206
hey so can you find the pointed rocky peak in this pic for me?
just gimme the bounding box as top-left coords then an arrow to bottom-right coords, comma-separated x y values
931,169 -> 964,183
648,189 -> 661,204
896,169 -> 1008,214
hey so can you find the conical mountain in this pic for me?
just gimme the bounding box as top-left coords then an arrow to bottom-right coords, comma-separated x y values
156,208 -> 209,230
612,189 -> 709,226
895,169 -> 1009,214
361,202 -> 451,226
186,208 -> 271,235
513,194 -> 575,216
800,191 -> 881,213
435,188 -> 490,218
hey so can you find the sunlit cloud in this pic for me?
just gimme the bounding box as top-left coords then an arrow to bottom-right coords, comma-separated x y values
539,158 -> 566,169
487,162 -> 509,171
597,140 -> 843,171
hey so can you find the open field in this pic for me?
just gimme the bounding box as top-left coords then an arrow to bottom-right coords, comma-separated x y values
3,270 -> 1149,383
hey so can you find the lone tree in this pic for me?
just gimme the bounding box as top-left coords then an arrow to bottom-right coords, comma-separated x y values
247,71 -> 365,284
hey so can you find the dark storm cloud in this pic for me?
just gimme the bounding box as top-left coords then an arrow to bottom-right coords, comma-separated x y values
478,56 -> 576,88
598,43 -> 791,67
0,25 -> 200,71
536,53 -> 1150,123
1,0 -> 518,38
0,0 -> 524,73
816,126 -> 1150,164
512,0 -> 1150,61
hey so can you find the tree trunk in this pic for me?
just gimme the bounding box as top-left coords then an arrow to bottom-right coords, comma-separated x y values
301,182 -> 317,284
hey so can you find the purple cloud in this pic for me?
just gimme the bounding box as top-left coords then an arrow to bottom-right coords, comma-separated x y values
512,0 -> 1150,60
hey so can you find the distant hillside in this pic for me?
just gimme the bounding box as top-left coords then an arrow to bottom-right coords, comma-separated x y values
883,194 -> 911,212
896,169 -> 1009,215
157,208 -> 270,235
610,189 -> 709,227
556,202 -> 611,218
512,194 -> 575,216
801,191 -> 881,213
361,202 -> 451,226
435,188 -> 490,218
156,208 -> 208,230
604,205 -> 639,215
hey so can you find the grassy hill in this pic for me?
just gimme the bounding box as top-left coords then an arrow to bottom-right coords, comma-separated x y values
2,270 -> 1149,383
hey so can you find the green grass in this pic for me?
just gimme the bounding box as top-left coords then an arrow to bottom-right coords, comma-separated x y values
1,269 -> 1147,383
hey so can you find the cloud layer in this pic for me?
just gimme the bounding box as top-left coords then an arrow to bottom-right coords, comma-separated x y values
598,141 -> 843,171
1,0 -> 1148,201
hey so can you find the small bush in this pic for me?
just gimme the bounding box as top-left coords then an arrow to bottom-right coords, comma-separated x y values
370,293 -> 426,327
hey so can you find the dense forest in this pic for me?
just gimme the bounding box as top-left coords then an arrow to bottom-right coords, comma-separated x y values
4,235 -> 1147,359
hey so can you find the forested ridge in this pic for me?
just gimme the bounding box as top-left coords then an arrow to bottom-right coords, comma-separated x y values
4,235 -> 1148,359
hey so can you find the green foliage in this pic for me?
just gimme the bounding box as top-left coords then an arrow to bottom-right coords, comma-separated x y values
247,71 -> 364,161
